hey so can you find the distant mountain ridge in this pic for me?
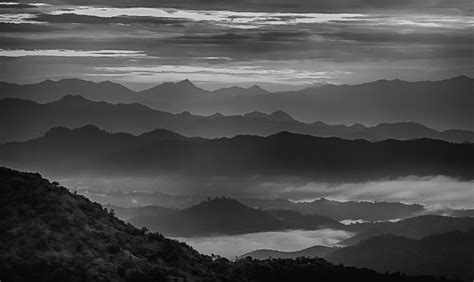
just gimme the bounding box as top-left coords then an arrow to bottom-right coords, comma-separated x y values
240,245 -> 334,260
128,198 -> 342,236
1,95 -> 474,143
1,75 -> 472,130
83,191 -> 425,222
1,125 -> 473,183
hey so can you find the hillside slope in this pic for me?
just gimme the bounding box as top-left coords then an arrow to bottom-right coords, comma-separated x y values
0,167 -> 454,282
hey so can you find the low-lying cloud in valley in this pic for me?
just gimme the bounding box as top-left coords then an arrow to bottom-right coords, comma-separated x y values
277,176 -> 474,209
173,229 -> 353,258
56,172 -> 474,210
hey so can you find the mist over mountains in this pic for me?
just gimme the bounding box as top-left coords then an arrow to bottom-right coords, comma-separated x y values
1,75 -> 472,131
2,94 -> 474,144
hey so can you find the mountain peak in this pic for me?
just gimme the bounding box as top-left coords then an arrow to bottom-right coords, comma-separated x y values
56,94 -> 90,104
244,111 -> 268,118
247,85 -> 268,94
188,197 -> 250,213
269,110 -> 294,121
176,79 -> 196,87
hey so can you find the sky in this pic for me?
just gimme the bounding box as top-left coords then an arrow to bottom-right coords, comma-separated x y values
0,0 -> 473,91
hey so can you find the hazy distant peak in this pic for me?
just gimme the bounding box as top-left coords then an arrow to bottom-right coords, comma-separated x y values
209,112 -> 224,119
269,110 -> 295,121
244,111 -> 268,118
138,128 -> 185,139
247,85 -> 268,94
77,124 -> 103,132
45,124 -> 103,138
175,79 -> 195,87
350,123 -> 366,129
56,94 -> 90,103
447,75 -> 472,82
188,197 -> 250,213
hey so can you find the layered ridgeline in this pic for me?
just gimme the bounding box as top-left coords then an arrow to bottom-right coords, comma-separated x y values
92,192 -> 425,221
1,167 -> 454,282
0,76 -> 472,130
0,125 -> 473,182
114,198 -> 474,241
126,198 -> 342,237
2,94 -> 474,144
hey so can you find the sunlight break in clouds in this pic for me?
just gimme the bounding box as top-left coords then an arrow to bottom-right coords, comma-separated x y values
0,49 -> 147,57
173,229 -> 353,258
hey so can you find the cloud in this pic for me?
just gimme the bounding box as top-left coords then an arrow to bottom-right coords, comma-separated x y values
0,49 -> 148,57
0,2 -> 472,88
173,229 -> 353,258
93,64 -> 345,85
266,176 -> 474,209
49,6 -> 365,29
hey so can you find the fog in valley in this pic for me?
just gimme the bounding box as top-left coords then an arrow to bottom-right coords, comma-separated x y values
174,229 -> 354,258
52,174 -> 474,210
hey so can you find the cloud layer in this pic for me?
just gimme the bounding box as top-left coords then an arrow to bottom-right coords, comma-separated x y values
173,229 -> 353,258
0,1 -> 472,89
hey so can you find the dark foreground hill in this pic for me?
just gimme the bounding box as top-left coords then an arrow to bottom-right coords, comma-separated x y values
2,95 -> 474,144
1,125 -> 473,182
0,167 -> 453,282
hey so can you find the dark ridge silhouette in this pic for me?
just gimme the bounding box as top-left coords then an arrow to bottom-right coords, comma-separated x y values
341,215 -> 474,245
129,198 -> 285,236
240,245 -> 334,260
326,230 -> 474,281
1,125 -> 473,182
128,198 -> 343,236
240,198 -> 425,221
82,191 -> 425,221
1,76 -> 472,130
2,95 -> 474,144
1,167 -> 450,282
266,209 -> 343,229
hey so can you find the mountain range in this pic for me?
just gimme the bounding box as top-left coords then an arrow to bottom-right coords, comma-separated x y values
241,245 -> 334,260
91,192 -> 425,222
127,198 -> 342,237
2,167 -> 452,282
2,95 -> 474,144
1,75 -> 473,131
1,125 -> 472,183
